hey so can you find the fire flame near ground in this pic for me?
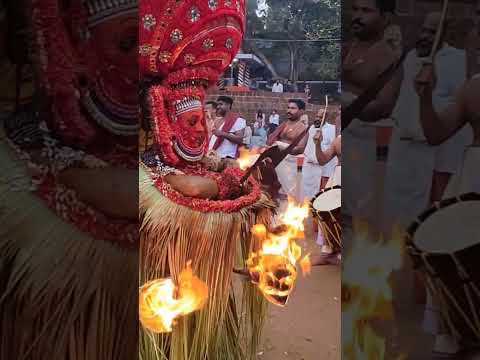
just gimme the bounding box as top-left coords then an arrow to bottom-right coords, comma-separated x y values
342,223 -> 405,359
139,261 -> 208,333
246,199 -> 312,307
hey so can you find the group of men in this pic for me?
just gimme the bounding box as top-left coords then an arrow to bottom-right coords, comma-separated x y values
343,0 -> 480,357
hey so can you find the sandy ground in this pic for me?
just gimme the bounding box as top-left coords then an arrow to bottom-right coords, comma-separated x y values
259,221 -> 341,360
257,172 -> 341,360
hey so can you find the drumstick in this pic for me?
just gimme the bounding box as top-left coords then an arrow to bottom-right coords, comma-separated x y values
320,95 -> 329,128
427,0 -> 449,64
417,0 -> 449,91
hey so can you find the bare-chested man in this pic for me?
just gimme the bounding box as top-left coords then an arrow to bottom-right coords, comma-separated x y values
466,0 -> 480,78
342,0 -> 401,228
266,99 -> 308,201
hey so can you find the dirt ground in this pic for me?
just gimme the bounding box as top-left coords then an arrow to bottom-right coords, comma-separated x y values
259,223 -> 341,360
256,171 -> 341,360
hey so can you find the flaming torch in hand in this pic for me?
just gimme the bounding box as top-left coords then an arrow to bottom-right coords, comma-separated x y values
139,261 -> 208,333
245,199 -> 311,306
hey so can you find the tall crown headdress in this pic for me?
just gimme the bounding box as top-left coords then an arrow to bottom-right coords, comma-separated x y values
139,0 -> 246,82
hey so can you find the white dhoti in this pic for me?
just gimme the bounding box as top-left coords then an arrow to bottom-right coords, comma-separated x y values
342,120 -> 376,221
302,161 -> 322,199
434,125 -> 473,174
382,130 -> 436,229
316,165 -> 341,249
275,154 -> 299,200
326,165 -> 341,188
443,146 -> 480,197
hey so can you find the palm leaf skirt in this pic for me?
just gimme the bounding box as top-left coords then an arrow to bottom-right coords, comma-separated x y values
0,128 -> 138,359
140,165 -> 275,360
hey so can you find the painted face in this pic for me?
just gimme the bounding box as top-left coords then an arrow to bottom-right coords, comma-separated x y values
172,107 -> 208,162
86,14 -> 138,130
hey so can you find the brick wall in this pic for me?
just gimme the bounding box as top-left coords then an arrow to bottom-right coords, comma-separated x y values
206,89 -> 339,125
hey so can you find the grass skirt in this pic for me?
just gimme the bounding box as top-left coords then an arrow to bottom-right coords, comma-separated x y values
0,128 -> 138,359
140,165 -> 275,360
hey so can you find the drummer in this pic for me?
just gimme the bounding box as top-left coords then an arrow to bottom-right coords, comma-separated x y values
310,131 -> 342,266
314,131 -> 341,187
414,49 -> 480,357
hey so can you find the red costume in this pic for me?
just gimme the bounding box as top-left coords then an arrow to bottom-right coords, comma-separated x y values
0,0 -> 138,358
139,0 -> 275,358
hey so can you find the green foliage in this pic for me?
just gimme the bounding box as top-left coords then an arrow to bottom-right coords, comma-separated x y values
244,0 -> 340,80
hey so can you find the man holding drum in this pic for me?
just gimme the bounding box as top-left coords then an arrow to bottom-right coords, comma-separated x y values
411,31 -> 480,358
310,131 -> 342,266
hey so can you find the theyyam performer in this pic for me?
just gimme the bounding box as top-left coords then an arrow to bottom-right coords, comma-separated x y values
0,0 -> 138,357
138,0 -> 277,359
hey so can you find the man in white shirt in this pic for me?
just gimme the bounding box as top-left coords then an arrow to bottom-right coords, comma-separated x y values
383,13 -> 470,231
383,16 -> 472,357
268,109 -> 280,134
303,108 -> 338,261
209,96 -> 246,159
271,80 -> 284,93
303,109 -> 337,199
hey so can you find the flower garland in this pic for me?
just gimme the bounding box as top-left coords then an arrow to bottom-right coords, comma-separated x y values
152,167 -> 261,213
5,134 -> 138,249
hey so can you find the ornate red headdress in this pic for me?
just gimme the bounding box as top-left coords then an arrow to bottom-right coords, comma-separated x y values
31,0 -> 138,153
139,0 -> 246,166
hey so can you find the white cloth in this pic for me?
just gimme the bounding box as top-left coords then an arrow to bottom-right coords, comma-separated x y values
243,126 -> 252,146
342,120 -> 377,220
434,126 -> 473,173
208,116 -> 246,158
269,114 -> 280,126
393,46 -> 466,141
326,165 -> 341,188
443,147 -> 480,197
275,154 -> 299,200
320,123 -> 338,178
272,83 -> 284,93
302,162 -> 322,199
383,46 -> 467,228
302,124 -> 338,199
383,132 -> 437,228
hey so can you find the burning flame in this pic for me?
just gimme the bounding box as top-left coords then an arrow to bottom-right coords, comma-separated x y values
300,253 -> 312,276
246,199 -> 311,307
342,222 -> 405,359
139,261 -> 208,333
237,148 -> 260,170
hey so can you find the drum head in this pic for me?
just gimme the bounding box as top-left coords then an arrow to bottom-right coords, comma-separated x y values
412,196 -> 480,254
312,187 -> 341,212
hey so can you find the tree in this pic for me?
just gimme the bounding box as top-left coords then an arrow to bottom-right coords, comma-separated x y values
244,0 -> 340,81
